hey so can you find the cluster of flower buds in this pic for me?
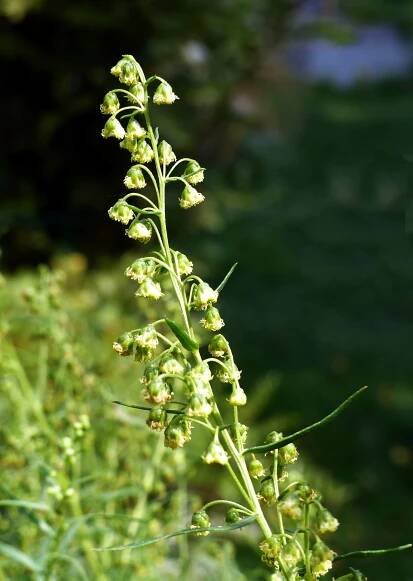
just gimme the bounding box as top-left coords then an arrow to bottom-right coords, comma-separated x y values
190,510 -> 211,536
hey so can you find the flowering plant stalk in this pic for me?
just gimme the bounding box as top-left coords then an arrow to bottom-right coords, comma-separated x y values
101,55 -> 411,579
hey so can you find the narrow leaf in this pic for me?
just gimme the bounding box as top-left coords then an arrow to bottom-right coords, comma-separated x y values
165,318 -> 199,351
0,500 -> 51,512
244,386 -> 368,455
0,542 -> 40,572
334,543 -> 412,561
45,553 -> 89,581
216,262 -> 238,293
95,514 -> 257,552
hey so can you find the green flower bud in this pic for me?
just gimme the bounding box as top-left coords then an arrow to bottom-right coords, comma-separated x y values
316,507 -> 339,534
186,363 -> 212,398
175,251 -> 193,276
125,257 -> 157,283
227,383 -> 247,406
225,508 -> 241,524
164,415 -> 192,449
133,325 -> 158,350
310,540 -> 335,578
124,165 -> 147,189
111,55 -> 137,85
128,82 -> 145,103
298,483 -> 320,504
183,160 -> 204,184
229,422 -> 249,445
132,139 -> 154,163
135,277 -> 163,300
258,476 -> 276,505
140,362 -> 159,385
279,442 -> 299,465
158,140 -> 176,165
112,331 -> 135,356
192,281 -> 218,310
259,534 -> 283,569
208,334 -> 228,358
146,406 -> 167,432
247,456 -> 265,479
269,573 -> 286,581
216,360 -> 241,384
108,199 -> 134,224
126,117 -> 146,139
200,306 -> 224,331
202,430 -> 228,465
159,351 -> 186,375
126,218 -> 152,243
278,493 -> 303,521
190,510 -> 210,536
101,117 -> 126,140
119,136 -> 137,153
153,81 -> 178,105
187,393 -> 212,417
143,377 -> 172,405
179,184 -> 205,209
134,345 -> 155,363
100,91 -> 120,115
281,540 -> 301,567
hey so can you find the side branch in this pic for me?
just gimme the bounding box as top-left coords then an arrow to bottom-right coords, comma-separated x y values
243,386 -> 368,455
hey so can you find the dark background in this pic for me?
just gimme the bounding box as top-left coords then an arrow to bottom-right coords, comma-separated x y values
1,1 -> 413,578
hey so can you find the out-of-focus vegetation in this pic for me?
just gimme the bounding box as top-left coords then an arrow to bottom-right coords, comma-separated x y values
1,1 -> 412,579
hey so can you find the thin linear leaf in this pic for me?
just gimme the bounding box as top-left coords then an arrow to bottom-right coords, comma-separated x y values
45,553 -> 89,581
0,500 -> 51,512
334,543 -> 412,561
0,542 -> 41,572
216,262 -> 238,293
165,318 -> 199,351
244,386 -> 368,455
94,514 -> 257,552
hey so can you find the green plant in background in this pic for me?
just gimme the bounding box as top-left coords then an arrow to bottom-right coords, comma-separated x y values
102,55 -> 412,580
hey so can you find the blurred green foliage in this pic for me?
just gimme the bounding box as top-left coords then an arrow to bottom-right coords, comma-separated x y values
1,0 -> 413,579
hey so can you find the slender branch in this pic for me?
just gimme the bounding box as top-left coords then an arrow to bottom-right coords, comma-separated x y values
334,544 -> 412,561
244,386 -> 368,455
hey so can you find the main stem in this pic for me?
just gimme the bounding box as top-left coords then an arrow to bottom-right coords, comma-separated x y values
143,92 -> 274,542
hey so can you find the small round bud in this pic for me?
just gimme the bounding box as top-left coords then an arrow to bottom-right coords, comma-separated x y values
269,573 -> 286,581
247,456 -> 265,479
141,362 -> 159,385
146,406 -> 167,431
135,278 -> 163,300
134,345 -> 155,363
200,306 -> 225,331
124,165 -> 147,189
279,442 -> 299,465
229,422 -> 249,445
111,56 -> 137,85
192,282 -> 218,311
187,393 -> 212,417
143,377 -> 172,405
258,477 -> 276,505
202,429 -> 228,465
183,160 -> 204,184
113,331 -> 135,356
225,508 -> 241,524
132,139 -> 154,164
259,534 -> 283,569
126,117 -> 146,139
190,510 -> 210,536
128,82 -> 145,103
119,136 -> 137,153
316,507 -> 339,534
108,200 -> 134,224
101,117 -> 126,140
125,257 -> 157,283
164,415 -> 192,449
158,140 -> 176,165
159,351 -> 186,375
278,493 -> 303,521
134,325 -> 158,350
179,184 -> 205,209
227,384 -> 247,406
174,251 -> 193,276
310,540 -> 335,578
298,483 -> 320,504
281,540 -> 301,567
153,81 -> 178,105
100,91 -> 120,115
216,361 -> 241,384
126,219 -> 152,243
208,334 -> 228,358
